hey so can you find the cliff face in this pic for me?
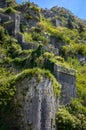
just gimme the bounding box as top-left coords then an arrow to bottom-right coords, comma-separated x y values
13,65 -> 76,130
0,0 -> 7,8
0,0 -> 16,8
15,76 -> 58,130
1,1 -> 85,130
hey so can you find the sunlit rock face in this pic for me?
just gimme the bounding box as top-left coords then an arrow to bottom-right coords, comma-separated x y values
15,76 -> 58,130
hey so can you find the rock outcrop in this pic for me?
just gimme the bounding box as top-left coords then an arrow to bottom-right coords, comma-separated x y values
15,75 -> 58,130
43,58 -> 77,104
0,0 -> 7,8
13,64 -> 77,130
0,0 -> 16,8
54,64 -> 76,104
3,13 -> 20,36
0,2 -> 78,130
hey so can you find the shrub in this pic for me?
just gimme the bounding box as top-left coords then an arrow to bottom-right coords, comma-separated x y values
32,32 -> 49,44
61,44 -> 86,58
0,26 -> 5,43
25,13 -> 32,20
36,22 -> 46,32
0,68 -> 15,106
56,108 -> 81,130
30,6 -> 41,13
5,7 -> 16,14
8,42 -> 22,58
24,32 -> 33,42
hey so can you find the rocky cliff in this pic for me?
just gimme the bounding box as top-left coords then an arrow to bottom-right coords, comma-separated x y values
11,63 -> 76,130
54,64 -> 76,104
0,1 -> 86,130
15,75 -> 57,130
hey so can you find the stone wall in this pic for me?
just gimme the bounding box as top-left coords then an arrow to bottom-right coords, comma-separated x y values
54,64 -> 77,104
15,76 -> 58,130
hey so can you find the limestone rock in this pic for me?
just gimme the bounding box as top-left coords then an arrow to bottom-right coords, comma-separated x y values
0,13 -> 11,23
15,76 -> 58,130
54,64 -> 77,104
0,0 -> 16,8
0,0 -> 7,8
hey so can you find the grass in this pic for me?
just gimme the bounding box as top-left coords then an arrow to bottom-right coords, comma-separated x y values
42,52 -> 75,75
24,32 -> 33,42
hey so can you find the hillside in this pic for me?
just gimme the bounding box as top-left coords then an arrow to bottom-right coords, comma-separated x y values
0,1 -> 86,130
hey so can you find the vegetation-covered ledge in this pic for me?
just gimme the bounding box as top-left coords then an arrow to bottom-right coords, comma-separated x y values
15,67 -> 61,97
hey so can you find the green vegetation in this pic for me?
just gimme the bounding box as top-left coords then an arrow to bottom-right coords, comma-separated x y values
25,13 -> 32,20
0,68 -> 16,130
0,68 -> 15,106
56,108 -> 77,130
30,5 -> 41,13
15,68 -> 60,96
5,7 -> 16,14
61,44 -> 86,58
56,107 -> 82,130
0,1 -> 86,130
24,32 -> 33,42
24,25 -> 49,44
